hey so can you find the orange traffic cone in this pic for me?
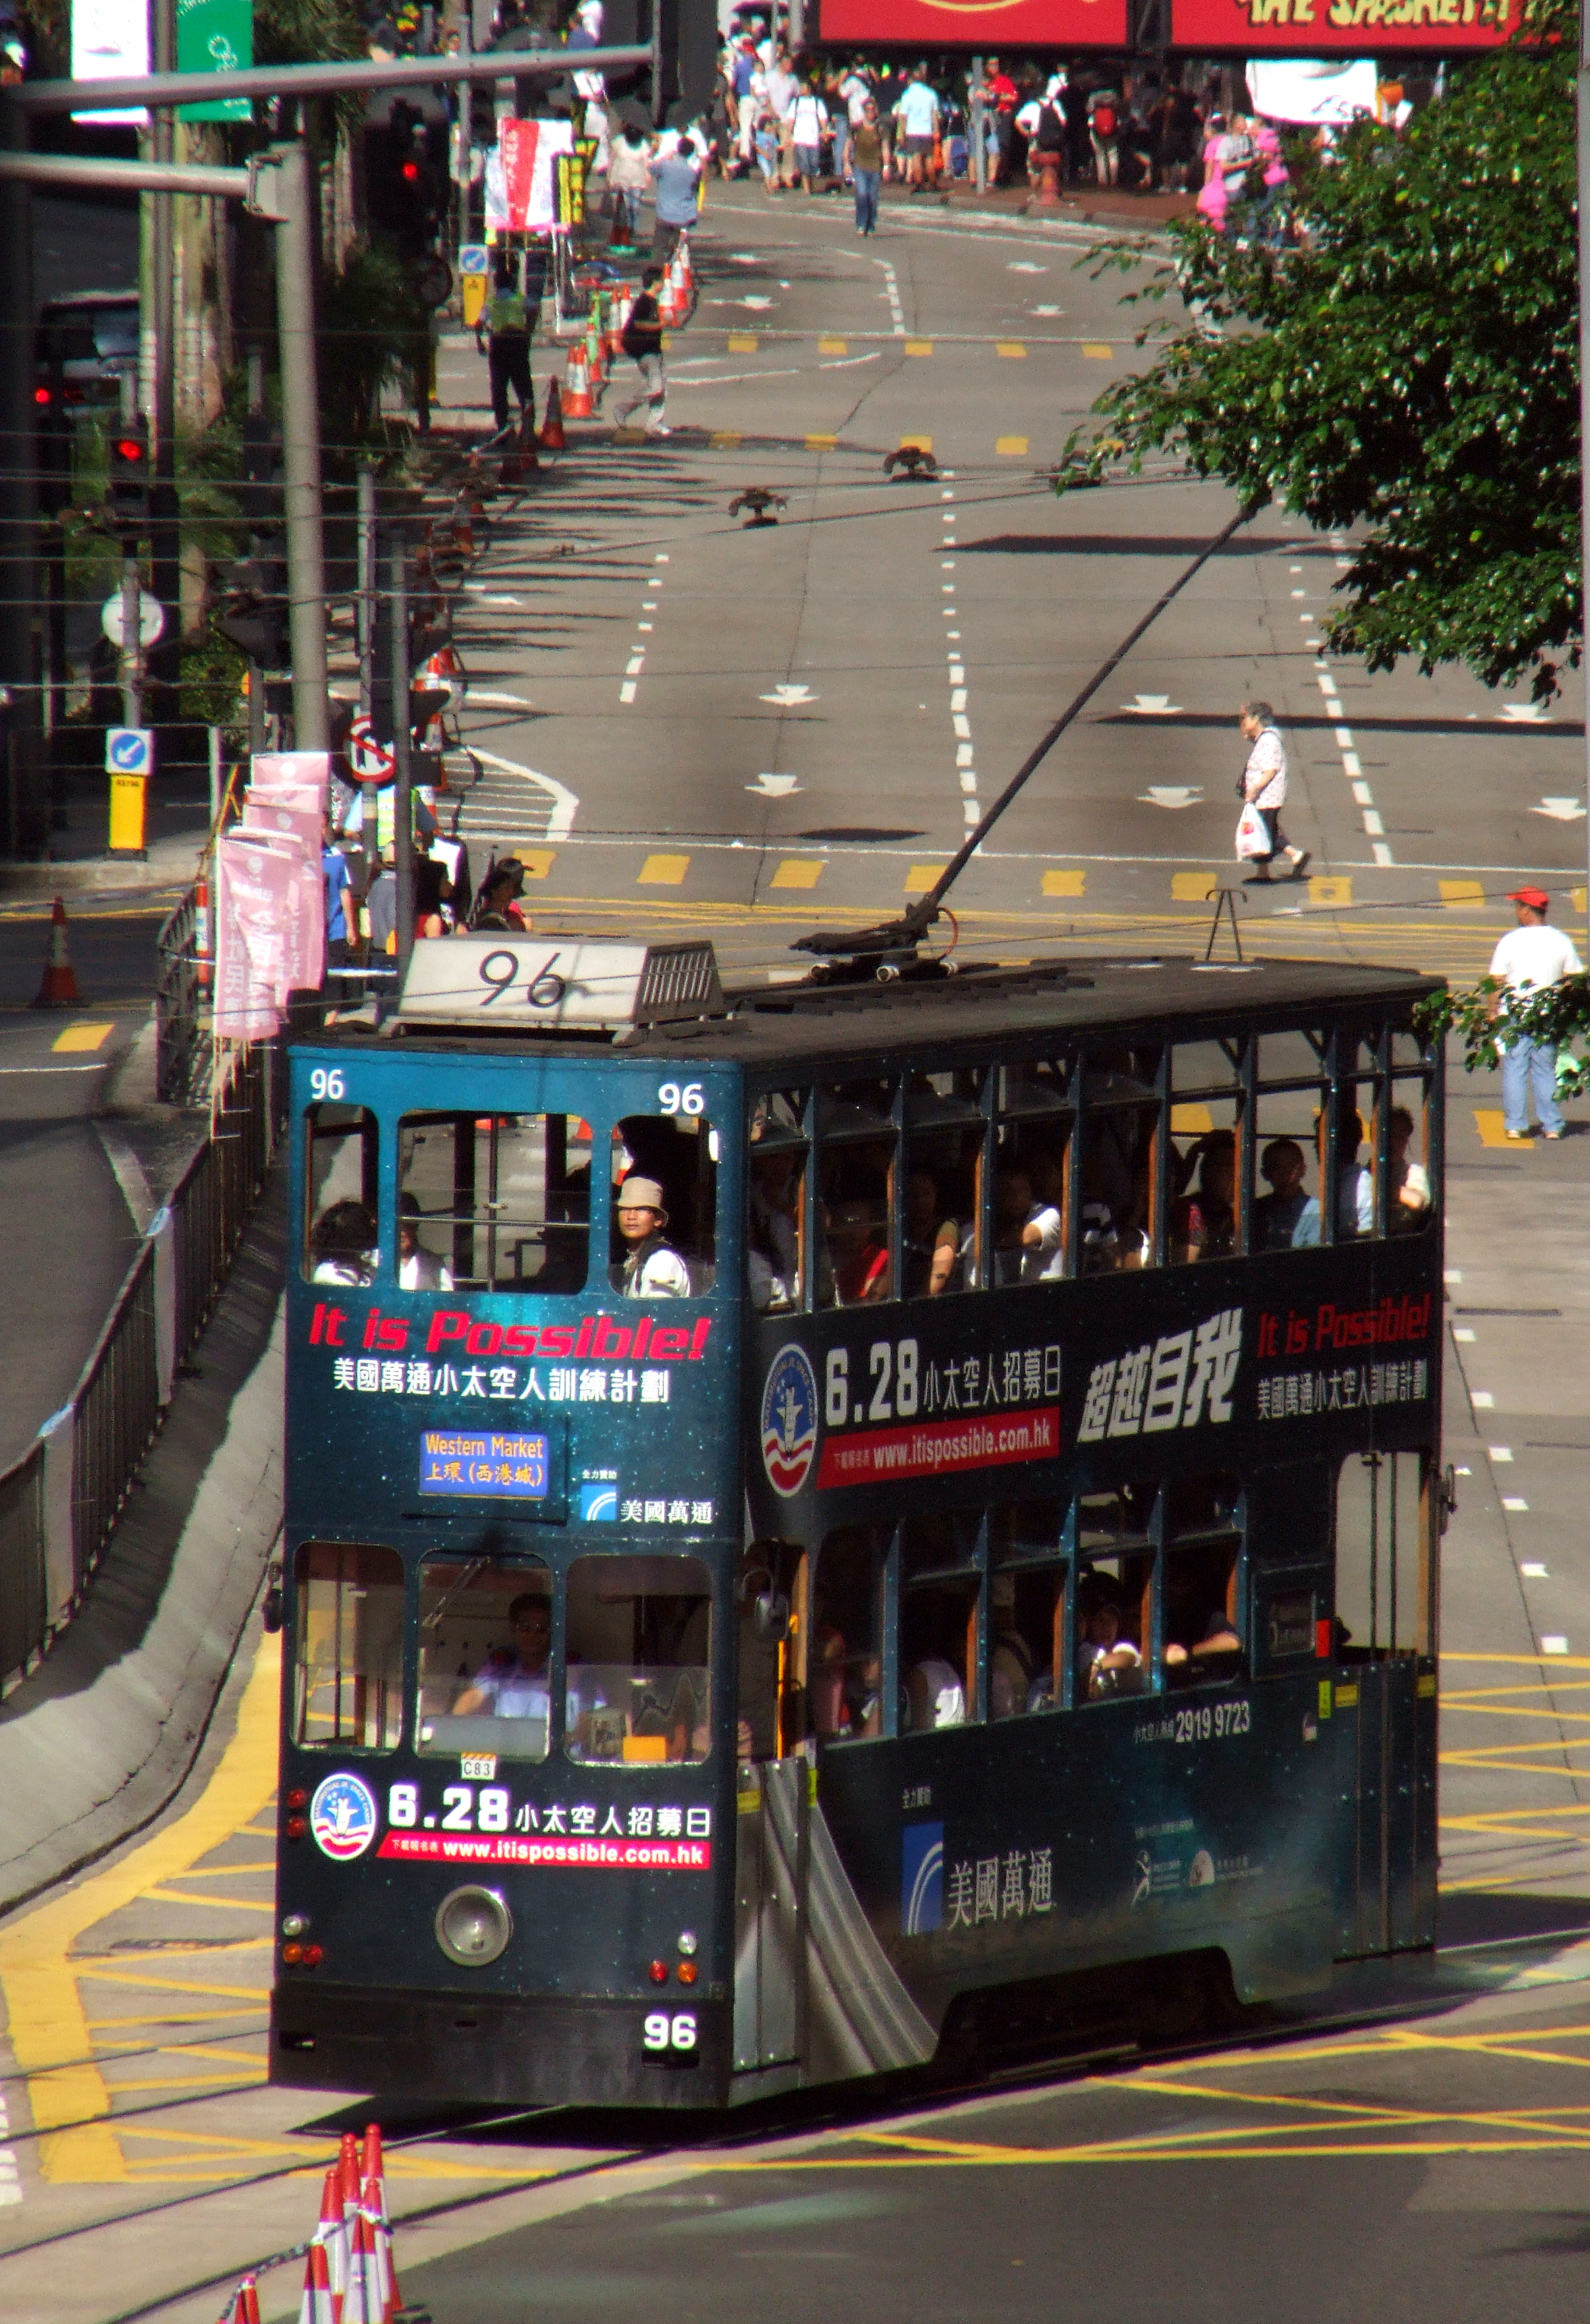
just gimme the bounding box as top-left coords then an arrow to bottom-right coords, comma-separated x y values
538,377 -> 567,450
362,2170 -> 400,2320
339,2132 -> 362,2223
561,344 -> 593,418
342,2205 -> 382,2324
448,496 -> 475,558
586,316 -> 606,385
607,290 -> 631,356
501,401 -> 539,485
297,2239 -> 335,2324
313,2164 -> 349,2318
32,895 -> 80,1009
225,2278 -> 262,2324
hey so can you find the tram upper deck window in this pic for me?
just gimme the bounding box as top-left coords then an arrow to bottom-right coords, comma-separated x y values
611,1111 -> 718,1299
415,1556 -> 551,1761
292,1542 -> 403,1750
992,1063 -> 1068,1287
1163,1474 -> 1242,1685
811,1525 -> 886,1739
749,1092 -> 806,1313
399,1112 -> 591,1294
304,1105 -> 378,1285
564,1554 -> 711,1763
1080,1049 -> 1159,1273
816,1079 -> 896,1309
1169,1040 -> 1242,1267
905,1074 -> 984,1296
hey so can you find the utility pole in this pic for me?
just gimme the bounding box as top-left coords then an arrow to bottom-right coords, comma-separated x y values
1579,0 -> 1590,916
118,377 -> 145,730
149,0 -> 178,729
356,464 -> 376,719
0,102 -> 39,857
390,537 -> 415,976
971,56 -> 986,196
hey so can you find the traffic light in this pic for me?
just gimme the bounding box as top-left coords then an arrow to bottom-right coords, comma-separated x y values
107,416 -> 150,532
33,374 -> 70,518
214,555 -> 290,672
240,412 -> 281,533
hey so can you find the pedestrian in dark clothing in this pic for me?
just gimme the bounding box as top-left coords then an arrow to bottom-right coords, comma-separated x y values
612,265 -> 669,437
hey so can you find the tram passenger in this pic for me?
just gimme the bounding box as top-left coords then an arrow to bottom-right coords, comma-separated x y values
1255,1138 -> 1310,1249
1164,1610 -> 1243,1677
1076,1574 -> 1143,1699
749,1145 -> 800,1308
994,1162 -> 1063,1283
905,1169 -> 962,1296
309,1198 -> 376,1286
1170,1130 -> 1236,1262
905,1652 -> 967,1731
1389,1105 -> 1431,1227
451,1591 -> 552,1722
399,1192 -> 453,1291
823,1197 -> 892,1304
611,1176 -> 692,1297
991,1628 -> 1034,1719
1293,1108 -> 1373,1246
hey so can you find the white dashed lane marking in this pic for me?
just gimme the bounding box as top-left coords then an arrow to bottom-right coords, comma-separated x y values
1313,545 -> 1392,866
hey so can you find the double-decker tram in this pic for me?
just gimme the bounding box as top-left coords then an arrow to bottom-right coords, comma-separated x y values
272,934 -> 1445,2108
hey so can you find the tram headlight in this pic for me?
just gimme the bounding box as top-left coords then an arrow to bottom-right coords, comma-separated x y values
434,1885 -> 513,1967
676,1931 -> 698,1957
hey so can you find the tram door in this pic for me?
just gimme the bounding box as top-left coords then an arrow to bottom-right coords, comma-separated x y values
1335,1454 -> 1432,1955
733,1556 -> 806,2072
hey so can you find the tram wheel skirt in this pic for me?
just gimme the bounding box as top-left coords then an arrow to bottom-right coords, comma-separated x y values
271,1981 -> 732,2109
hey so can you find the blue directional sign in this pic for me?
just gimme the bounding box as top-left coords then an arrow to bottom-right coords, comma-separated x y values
105,728 -> 154,775
459,244 -> 489,275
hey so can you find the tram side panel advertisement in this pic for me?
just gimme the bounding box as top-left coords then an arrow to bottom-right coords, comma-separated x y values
814,0 -> 1127,48
749,1235 -> 1438,2032
1170,0 -> 1513,47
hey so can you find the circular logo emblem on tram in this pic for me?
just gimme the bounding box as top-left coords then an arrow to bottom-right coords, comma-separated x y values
309,1772 -> 379,1861
761,1342 -> 819,1498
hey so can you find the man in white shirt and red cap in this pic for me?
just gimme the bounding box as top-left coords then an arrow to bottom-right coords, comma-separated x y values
1488,885 -> 1583,1140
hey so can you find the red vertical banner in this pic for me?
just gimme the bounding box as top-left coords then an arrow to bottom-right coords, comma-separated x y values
1170,0 -> 1515,47
499,119 -> 541,230
816,0 -> 1127,46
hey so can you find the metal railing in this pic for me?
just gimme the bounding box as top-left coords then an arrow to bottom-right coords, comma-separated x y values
0,1038 -> 281,1696
156,882 -> 213,1108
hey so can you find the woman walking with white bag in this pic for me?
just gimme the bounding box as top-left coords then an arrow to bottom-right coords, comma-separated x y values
1235,701 -> 1310,884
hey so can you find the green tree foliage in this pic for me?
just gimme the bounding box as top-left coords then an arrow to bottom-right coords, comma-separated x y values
1080,30 -> 1579,701
1418,974 -> 1590,1098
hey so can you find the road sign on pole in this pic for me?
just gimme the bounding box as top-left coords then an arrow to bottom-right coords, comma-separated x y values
100,592 -> 166,648
105,726 -> 154,774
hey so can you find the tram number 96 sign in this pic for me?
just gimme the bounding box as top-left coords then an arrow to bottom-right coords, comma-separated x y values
642,2008 -> 698,2065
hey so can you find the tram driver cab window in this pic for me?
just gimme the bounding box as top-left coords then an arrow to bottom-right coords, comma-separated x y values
399,1112 -> 591,1293
304,1104 -> 378,1285
564,1555 -> 712,1763
415,1557 -> 552,1761
293,1541 -> 403,1749
610,1112 -> 718,1298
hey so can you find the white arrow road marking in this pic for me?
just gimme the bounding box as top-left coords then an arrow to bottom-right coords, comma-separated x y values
1499,704 -> 1549,722
1533,797 -> 1587,820
1006,260 -> 1046,272
1122,694 -> 1184,714
463,689 -> 533,707
1140,786 -> 1203,809
736,294 -> 774,310
1031,304 -> 1062,316
466,749 -> 579,841
760,684 -> 817,706
747,774 -> 802,796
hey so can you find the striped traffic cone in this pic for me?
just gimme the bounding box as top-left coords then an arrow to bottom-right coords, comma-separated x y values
314,2163 -> 350,2319
607,289 -> 631,356
31,895 -> 81,1008
362,2170 -> 401,2319
298,2239 -> 335,2324
225,2278 -> 262,2324
585,316 -> 606,386
342,2205 -> 383,2324
339,2132 -> 362,2224
561,344 -> 593,418
538,377 -> 567,449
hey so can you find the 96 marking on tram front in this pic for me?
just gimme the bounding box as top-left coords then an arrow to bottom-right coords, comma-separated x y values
643,2009 -> 698,2064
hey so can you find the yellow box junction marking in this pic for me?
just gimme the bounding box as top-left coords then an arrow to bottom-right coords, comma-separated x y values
1171,871 -> 1217,902
727,333 -> 758,353
770,859 -> 825,890
806,432 -> 838,450
904,340 -> 933,357
996,342 -> 1026,358
638,854 -> 690,885
1576,885 -> 1588,915
997,435 -> 1029,456
1041,868 -> 1086,898
1170,1103 -> 1216,1136
710,430 -> 742,448
898,434 -> 933,453
1474,1108 -> 1532,1149
0,1636 -> 281,2183
1439,879 -> 1487,908
510,849 -> 555,879
1308,875 -> 1353,908
52,1022 -> 113,1053
905,864 -> 946,895
818,337 -> 847,354
1082,342 -> 1113,358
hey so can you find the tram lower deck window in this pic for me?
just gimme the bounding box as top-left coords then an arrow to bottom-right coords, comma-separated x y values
416,1557 -> 552,1761
564,1555 -> 711,1763
293,1542 -> 403,1750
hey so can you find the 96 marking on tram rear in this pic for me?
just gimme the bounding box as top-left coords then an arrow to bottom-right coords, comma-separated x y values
643,2010 -> 698,2063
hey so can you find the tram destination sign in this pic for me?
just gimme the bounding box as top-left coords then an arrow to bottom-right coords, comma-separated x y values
419,1427 -> 550,1499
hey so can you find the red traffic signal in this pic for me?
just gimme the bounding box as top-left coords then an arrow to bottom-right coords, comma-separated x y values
113,435 -> 147,466
33,384 -> 50,406
108,418 -> 151,526
401,158 -> 421,181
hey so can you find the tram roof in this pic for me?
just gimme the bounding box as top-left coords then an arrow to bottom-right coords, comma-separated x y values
313,952 -> 1442,1073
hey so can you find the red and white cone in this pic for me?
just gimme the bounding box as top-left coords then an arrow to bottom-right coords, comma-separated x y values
362,2171 -> 400,2320
339,2132 -> 362,2225
32,895 -> 81,1009
607,290 -> 632,356
313,2163 -> 350,2321
341,2204 -> 383,2324
225,2278 -> 262,2324
538,378 -> 567,450
297,2238 -> 335,2324
561,344 -> 593,418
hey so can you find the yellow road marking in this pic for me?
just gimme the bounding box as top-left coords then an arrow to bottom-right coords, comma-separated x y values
1082,342 -> 1113,358
1172,871 -> 1217,901
638,854 -> 689,885
1040,868 -> 1085,898
905,864 -> 946,895
727,333 -> 758,352
806,431 -> 838,449
770,859 -> 824,890
52,1022 -> 114,1053
1170,1104 -> 1216,1135
710,430 -> 741,448
0,1636 -> 279,2183
818,338 -> 847,355
74,1966 -> 269,1998
159,1861 -> 276,1877
898,433 -> 933,453
905,340 -> 933,357
138,1890 -> 275,1911
1576,885 -> 1587,914
1474,1108 -> 1531,1149
1445,1651 -> 1590,1669
1439,879 -> 1487,907
509,849 -> 555,879
1309,875 -> 1352,907
996,434 -> 1029,455
107,2071 -> 268,2093
996,342 -> 1026,358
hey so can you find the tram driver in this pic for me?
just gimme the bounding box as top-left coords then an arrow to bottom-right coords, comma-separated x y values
309,1199 -> 376,1286
451,1590 -> 552,1724
611,1175 -> 692,1298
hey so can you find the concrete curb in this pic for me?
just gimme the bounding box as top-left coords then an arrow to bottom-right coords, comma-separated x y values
0,1180 -> 285,1924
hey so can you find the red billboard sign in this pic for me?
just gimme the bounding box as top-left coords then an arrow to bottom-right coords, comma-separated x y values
815,0 -> 1127,49
1170,0 -> 1513,47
